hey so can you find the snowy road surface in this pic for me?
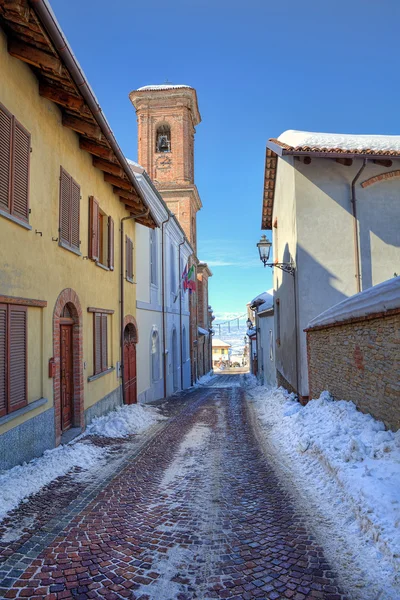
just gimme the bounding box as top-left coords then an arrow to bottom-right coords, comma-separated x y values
0,376 -> 396,599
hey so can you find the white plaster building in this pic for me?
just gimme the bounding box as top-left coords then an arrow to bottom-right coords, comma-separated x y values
262,130 -> 400,400
212,338 -> 231,367
249,291 -> 276,387
130,161 -> 192,402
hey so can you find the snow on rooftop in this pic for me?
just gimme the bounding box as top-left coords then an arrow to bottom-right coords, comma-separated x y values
251,289 -> 274,313
198,326 -> 209,336
308,277 -> 400,329
278,129 -> 400,153
136,84 -> 192,91
212,338 -> 231,347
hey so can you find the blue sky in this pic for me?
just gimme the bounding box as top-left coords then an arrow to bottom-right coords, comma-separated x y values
51,0 -> 400,320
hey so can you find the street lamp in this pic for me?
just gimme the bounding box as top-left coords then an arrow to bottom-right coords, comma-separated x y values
246,318 -> 253,329
256,234 -> 295,275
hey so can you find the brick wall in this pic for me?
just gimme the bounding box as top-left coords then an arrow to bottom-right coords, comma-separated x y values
306,309 -> 400,431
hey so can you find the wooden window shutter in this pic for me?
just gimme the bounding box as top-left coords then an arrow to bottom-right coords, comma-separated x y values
11,119 -> 30,221
8,305 -> 27,412
60,167 -> 71,244
71,178 -> 80,250
108,216 -> 114,270
0,104 -> 12,213
0,305 -> 6,417
101,314 -> 108,371
126,236 -> 133,280
94,313 -> 102,374
89,196 -> 99,260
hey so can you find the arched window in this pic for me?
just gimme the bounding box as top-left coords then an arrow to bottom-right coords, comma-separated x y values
170,243 -> 176,296
156,124 -> 171,153
150,229 -> 157,285
151,328 -> 160,382
182,326 -> 187,362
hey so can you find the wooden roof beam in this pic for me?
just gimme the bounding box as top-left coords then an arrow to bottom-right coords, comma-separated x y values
3,0 -> 30,22
113,187 -> 141,204
104,173 -> 132,190
79,138 -> 114,160
8,38 -> 62,74
373,159 -> 393,168
335,158 -> 353,166
39,81 -> 84,111
62,113 -> 102,140
92,157 -> 123,177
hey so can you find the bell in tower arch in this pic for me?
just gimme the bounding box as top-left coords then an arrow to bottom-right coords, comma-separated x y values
156,124 -> 171,153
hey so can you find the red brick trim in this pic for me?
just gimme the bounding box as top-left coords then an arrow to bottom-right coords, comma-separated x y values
361,169 -> 400,188
87,307 -> 114,314
53,288 -> 84,446
0,294 -> 47,307
304,306 -> 400,333
123,314 -> 138,343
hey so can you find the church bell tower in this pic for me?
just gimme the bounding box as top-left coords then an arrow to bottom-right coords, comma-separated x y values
129,84 -> 202,253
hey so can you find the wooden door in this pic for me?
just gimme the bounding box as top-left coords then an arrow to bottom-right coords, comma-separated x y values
60,324 -> 73,430
124,326 -> 137,404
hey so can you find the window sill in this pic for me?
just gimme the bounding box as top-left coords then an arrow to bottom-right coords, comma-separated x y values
88,366 -> 115,382
96,262 -> 110,271
59,240 -> 82,257
0,397 -> 48,427
0,208 -> 31,231
126,277 -> 136,285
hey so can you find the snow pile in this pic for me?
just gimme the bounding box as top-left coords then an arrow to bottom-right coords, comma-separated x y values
308,276 -> 400,328
85,403 -> 164,438
251,387 -> 400,572
195,371 -> 215,386
278,130 -> 400,153
0,443 -> 105,522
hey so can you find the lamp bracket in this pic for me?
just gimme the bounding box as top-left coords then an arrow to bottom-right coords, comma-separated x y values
262,261 -> 295,275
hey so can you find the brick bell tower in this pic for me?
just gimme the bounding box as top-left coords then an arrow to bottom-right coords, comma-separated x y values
129,84 -> 202,253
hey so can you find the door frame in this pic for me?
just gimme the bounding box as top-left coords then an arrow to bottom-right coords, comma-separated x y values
60,320 -> 74,431
122,315 -> 139,405
53,289 -> 84,446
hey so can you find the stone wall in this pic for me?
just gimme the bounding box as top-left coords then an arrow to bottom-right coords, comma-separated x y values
306,309 -> 400,431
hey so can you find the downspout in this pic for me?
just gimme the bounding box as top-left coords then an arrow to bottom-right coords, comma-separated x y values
178,239 -> 185,390
120,209 -> 149,405
161,213 -> 171,398
351,159 -> 367,294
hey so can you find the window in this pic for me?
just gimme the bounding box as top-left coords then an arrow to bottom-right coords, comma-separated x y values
156,124 -> 171,153
93,312 -> 108,375
221,348 -> 226,355
182,326 -> 187,362
88,196 -> 114,269
0,304 -> 27,417
0,102 -> 30,223
170,243 -> 176,295
151,328 -> 160,382
276,299 -> 281,346
59,167 -> 80,252
126,236 -> 134,282
150,229 -> 157,285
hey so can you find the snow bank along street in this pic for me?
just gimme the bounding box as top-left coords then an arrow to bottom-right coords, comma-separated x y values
248,379 -> 400,599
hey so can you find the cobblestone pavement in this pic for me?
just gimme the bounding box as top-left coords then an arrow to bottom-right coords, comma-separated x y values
0,382 -> 348,600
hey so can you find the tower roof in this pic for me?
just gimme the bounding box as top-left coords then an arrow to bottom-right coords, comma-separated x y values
130,84 -> 201,126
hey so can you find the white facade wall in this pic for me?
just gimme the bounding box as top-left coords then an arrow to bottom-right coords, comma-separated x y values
272,155 -> 400,397
133,166 -> 192,403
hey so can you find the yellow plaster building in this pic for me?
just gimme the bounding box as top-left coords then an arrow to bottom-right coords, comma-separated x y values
0,0 -> 156,469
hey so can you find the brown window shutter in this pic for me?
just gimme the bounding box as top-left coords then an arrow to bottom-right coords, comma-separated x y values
89,196 -> 99,260
11,119 -> 30,222
0,304 -> 6,417
71,178 -> 80,250
0,104 -> 12,213
101,314 -> 107,371
94,313 -> 102,374
126,236 -> 133,280
8,305 -> 27,413
108,216 -> 114,270
60,167 -> 71,244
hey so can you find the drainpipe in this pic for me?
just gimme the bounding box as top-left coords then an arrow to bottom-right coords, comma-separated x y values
351,159 -> 367,294
120,209 -> 149,405
178,238 -> 185,391
161,213 -> 171,398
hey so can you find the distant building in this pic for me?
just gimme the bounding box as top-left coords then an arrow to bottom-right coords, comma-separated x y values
262,130 -> 400,400
212,339 -> 231,367
249,291 -> 276,386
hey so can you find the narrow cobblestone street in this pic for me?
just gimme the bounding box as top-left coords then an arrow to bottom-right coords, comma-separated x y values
0,378 -> 347,600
